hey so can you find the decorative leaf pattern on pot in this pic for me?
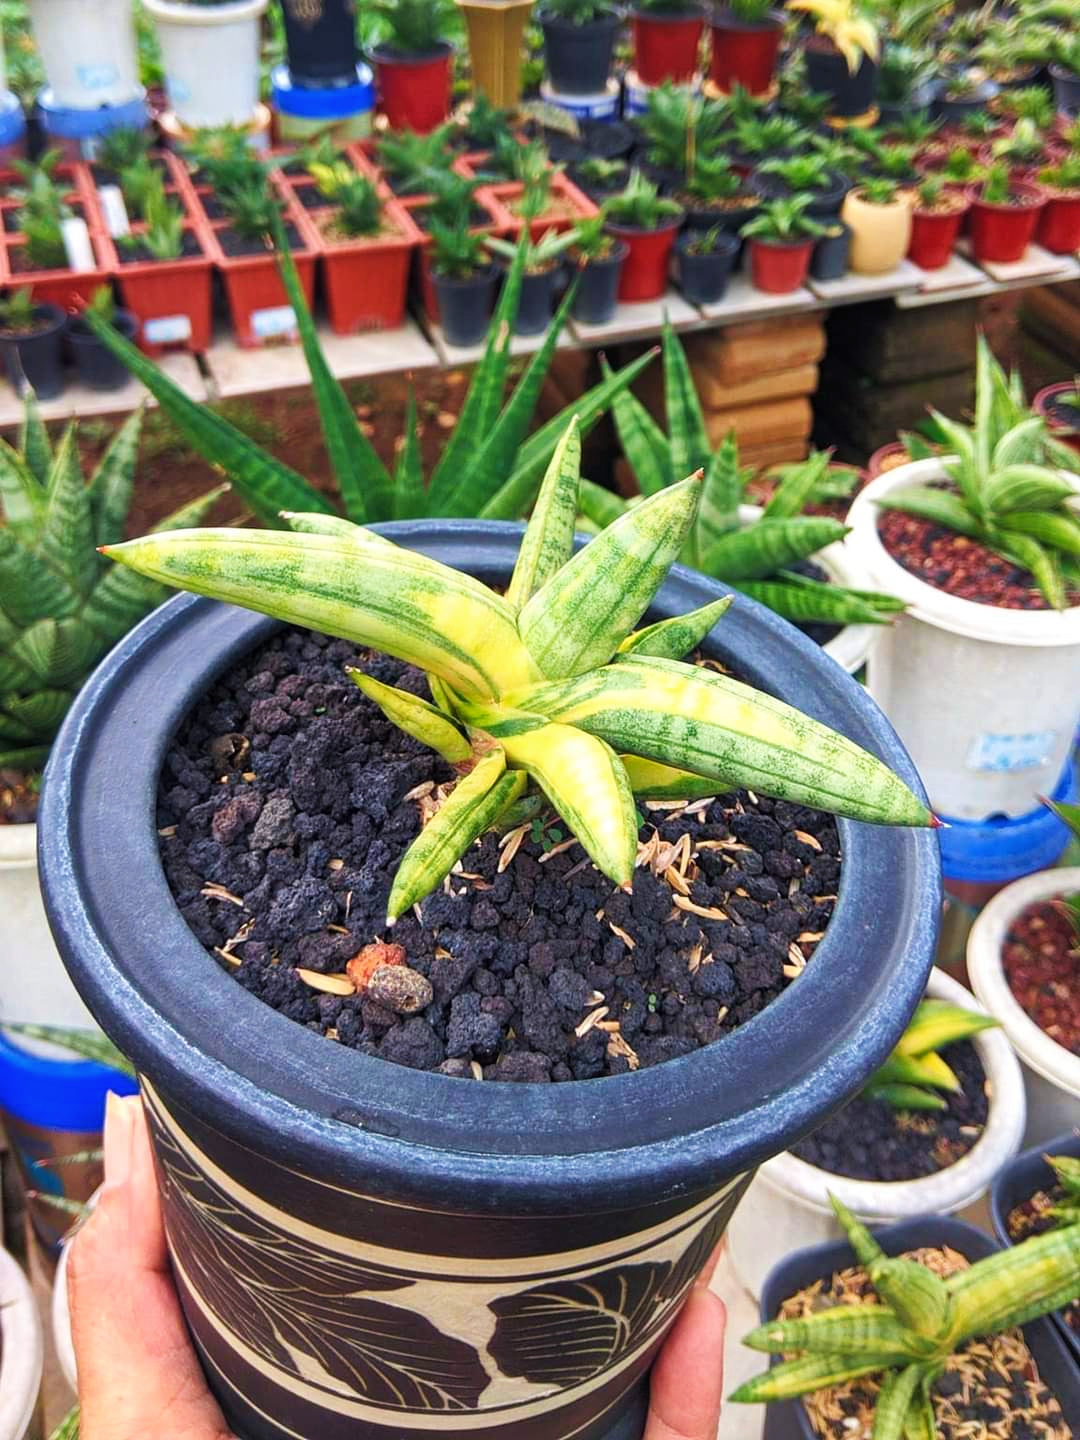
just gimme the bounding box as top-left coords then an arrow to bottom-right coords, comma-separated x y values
148,1109 -> 491,1412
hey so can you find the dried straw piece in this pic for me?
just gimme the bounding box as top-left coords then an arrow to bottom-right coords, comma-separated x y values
295,969 -> 355,996
674,894 -> 729,922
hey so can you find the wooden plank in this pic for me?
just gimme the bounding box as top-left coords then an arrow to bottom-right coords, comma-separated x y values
208,318 -> 438,399
696,273 -> 817,326
638,359 -> 819,416
739,436 -> 811,471
566,290 -> 701,347
684,315 -> 826,387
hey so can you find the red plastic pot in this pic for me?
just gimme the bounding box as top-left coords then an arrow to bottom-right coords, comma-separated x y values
606,217 -> 682,301
748,236 -> 813,294
631,7 -> 705,86
399,188 -> 513,323
0,159 -> 111,311
315,198 -> 423,334
907,199 -> 969,270
1037,188 -> 1080,255
372,43 -> 452,133
967,180 -> 1046,263
708,8 -> 783,98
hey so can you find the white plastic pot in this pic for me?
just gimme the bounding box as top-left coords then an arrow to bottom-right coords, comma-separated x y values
0,1243 -> 44,1440
0,824 -> 97,1042
727,966 -> 1027,1300
53,1231 -> 77,1393
28,0 -> 141,108
143,0 -> 268,130
968,867 -> 1080,1148
847,463 -> 1080,820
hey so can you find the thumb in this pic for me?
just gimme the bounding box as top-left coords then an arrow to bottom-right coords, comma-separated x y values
67,1093 -> 233,1440
644,1285 -> 727,1440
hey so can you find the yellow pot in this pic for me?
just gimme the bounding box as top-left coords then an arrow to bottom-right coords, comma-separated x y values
456,0 -> 535,108
841,188 -> 914,275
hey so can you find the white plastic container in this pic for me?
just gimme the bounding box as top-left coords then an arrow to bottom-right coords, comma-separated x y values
0,1243 -> 43,1440
728,967 -> 1027,1299
143,0 -> 268,130
28,0 -> 141,109
847,462 -> 1080,820
968,867 -> 1080,1148
538,76 -> 621,122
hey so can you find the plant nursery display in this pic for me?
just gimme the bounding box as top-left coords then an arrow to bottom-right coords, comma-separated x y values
741,196 -> 827,294
842,177 -> 912,275
603,170 -> 684,301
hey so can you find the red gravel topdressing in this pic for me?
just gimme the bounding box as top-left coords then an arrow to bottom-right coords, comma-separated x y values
1002,899 -> 1080,1056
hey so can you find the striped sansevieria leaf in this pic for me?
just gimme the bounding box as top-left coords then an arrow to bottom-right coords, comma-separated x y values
107,417 -> 933,920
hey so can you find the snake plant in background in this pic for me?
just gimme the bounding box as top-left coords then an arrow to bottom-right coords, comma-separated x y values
731,1195 -> 1080,1438
861,999 -> 998,1112
0,400 -> 224,771
879,336 -> 1080,609
83,227 -> 655,530
105,417 -> 933,920
586,325 -> 905,629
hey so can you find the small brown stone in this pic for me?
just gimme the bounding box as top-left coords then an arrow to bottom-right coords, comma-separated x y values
367,965 -> 433,1015
346,941 -> 406,994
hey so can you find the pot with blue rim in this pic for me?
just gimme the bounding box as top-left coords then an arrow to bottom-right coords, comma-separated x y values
39,520 -> 940,1440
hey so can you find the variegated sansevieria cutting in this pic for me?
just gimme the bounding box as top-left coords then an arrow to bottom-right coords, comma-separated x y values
104,417 -> 933,923
731,1195 -> 1080,1440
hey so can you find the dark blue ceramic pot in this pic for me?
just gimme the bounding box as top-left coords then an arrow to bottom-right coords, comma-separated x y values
38,521 -> 940,1440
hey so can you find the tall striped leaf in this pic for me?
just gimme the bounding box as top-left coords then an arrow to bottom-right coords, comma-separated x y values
873,1366 -> 927,1440
40,426 -> 96,597
621,755 -> 721,800
878,486 -> 981,537
999,509 -> 1080,555
662,323 -> 710,483
603,354 -> 673,498
11,617 -> 101,687
0,529 -> 79,626
984,464 -> 1076,514
618,595 -> 733,660
392,388 -> 425,521
695,432 -> 744,563
738,576 -> 902,626
0,433 -> 45,531
578,477 -> 629,529
348,669 -> 472,764
743,1307 -> 932,1361
83,563 -> 169,647
763,450 -> 831,520
702,516 -> 848,582
152,483 -> 231,533
88,408 -> 143,547
518,475 -> 702,678
506,417 -> 581,611
19,394 -> 52,486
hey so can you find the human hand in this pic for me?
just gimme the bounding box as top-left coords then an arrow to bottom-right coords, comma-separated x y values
68,1095 -> 726,1440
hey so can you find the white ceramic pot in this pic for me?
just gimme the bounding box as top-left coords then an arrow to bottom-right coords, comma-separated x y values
968,867 -> 1080,1148
0,824 -> 97,1043
53,1231 -> 77,1393
846,463 -> 1080,820
727,966 -> 1027,1300
143,0 -> 268,129
0,1243 -> 44,1440
28,0 -> 141,108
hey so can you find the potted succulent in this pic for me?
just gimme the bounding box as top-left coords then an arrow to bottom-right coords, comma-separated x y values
967,161 -> 1046,264
727,112 -> 807,174
372,125 -> 456,197
741,195 -> 827,294
481,138 -> 599,241
935,67 -> 1000,123
0,288 -> 67,398
789,0 -> 881,120
603,169 -> 684,301
727,973 -> 1025,1300
846,338 -> 1080,826
842,177 -> 913,275
1048,32 -> 1080,116
730,1201 -> 1080,1439
569,154 -> 630,202
755,153 -> 850,219
674,224 -> 739,304
673,155 -> 763,232
2,151 -> 110,314
67,285 -> 140,391
429,221 -> 500,347
536,0 -> 622,95
486,226 -> 579,334
367,0 -> 455,133
568,212 -> 628,325
399,171 -> 513,325
708,0 -> 785,99
810,219 -> 851,280
143,0 -> 269,129
907,173 -> 969,271
1035,153 -> 1080,256
1033,377 -> 1080,453
982,117 -> 1059,182
877,43 -> 939,127
636,81 -> 727,190
630,0 -> 706,86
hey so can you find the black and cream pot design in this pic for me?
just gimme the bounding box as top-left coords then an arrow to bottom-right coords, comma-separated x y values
39,523 -> 941,1440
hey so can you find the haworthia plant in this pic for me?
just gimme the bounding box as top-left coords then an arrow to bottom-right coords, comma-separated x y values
591,324 -> 906,630
106,416 -> 933,920
0,398 -> 224,770
731,1195 -> 1080,1439
861,998 -> 998,1112
83,224 -> 656,530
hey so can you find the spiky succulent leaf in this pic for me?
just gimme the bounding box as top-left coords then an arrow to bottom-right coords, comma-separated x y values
895,999 -> 998,1056
88,409 -> 143,548
41,426 -> 96,597
19,395 -> 51,486
864,1082 -> 948,1111
663,322 -> 711,486
620,755 -> 722,800
393,389 -> 425,522
0,435 -> 45,531
505,417 -> 581,612
701,517 -> 850,583
1000,510 -> 1080,556
763,451 -> 832,520
618,596 -> 733,661
578,477 -> 630,530
877,488 -> 981,537
738,576 -> 902,627
604,353 -> 673,499
744,1308 -> 936,1362
348,670 -> 471,765
729,1354 -> 889,1404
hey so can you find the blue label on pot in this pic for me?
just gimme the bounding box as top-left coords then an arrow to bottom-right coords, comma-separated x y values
966,729 -> 1057,773
252,305 -> 297,339
77,63 -> 120,91
144,314 -> 192,345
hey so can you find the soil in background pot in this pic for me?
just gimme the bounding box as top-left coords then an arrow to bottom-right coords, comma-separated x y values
1006,1186 -> 1080,1339
1043,391 -> 1080,434
1002,900 -> 1080,1058
780,1246 -> 1072,1440
0,768 -> 38,824
791,1039 -> 989,1182
158,629 -> 842,1084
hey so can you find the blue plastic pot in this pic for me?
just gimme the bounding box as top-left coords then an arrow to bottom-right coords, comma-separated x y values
939,754 -> 1078,888
39,522 -> 940,1440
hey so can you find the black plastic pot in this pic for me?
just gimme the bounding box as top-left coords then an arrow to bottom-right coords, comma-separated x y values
682,194 -> 763,232
675,229 -> 738,304
568,166 -> 629,203
278,0 -> 360,84
571,240 -> 627,324
810,221 -> 851,280
878,80 -> 939,127
1,303 -> 67,399
508,263 -> 564,335
933,74 -> 1000,122
433,265 -> 499,347
803,43 -> 879,119
991,1131 -> 1080,1367
753,166 -> 850,219
39,525 -> 939,1440
538,7 -> 621,95
67,309 -> 138,392
583,118 -> 635,159
759,1216 -> 1080,1440
1051,63 -> 1080,116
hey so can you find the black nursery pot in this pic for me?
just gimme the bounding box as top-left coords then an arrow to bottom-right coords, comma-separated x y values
810,221 -> 851,280
67,309 -> 138,391
759,1216 -> 1080,1440
675,230 -> 739,304
933,75 -> 1000,122
511,264 -> 564,335
433,266 -> 499,348
804,43 -> 879,119
538,7 -> 621,96
40,523 -> 940,1440
753,167 -> 850,219
278,0 -> 360,84
990,1131 -> 1080,1366
572,241 -> 627,324
1051,63 -> 1080,117
1,303 -> 66,399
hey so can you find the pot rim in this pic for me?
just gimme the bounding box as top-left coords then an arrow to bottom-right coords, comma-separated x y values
708,5 -> 783,31
967,865 -> 1080,1096
0,1243 -> 43,1440
536,5 -> 623,28
368,38 -> 454,64
605,213 -> 685,236
846,463 -> 1080,647
966,179 -> 1046,211
0,820 -> 36,868
630,3 -> 705,21
39,520 -> 939,1212
142,0 -> 268,23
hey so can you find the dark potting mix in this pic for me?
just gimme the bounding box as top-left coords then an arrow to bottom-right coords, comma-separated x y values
1007,1185 -> 1080,1340
1002,901 -> 1080,1058
791,1040 -> 989,1182
157,628 -> 841,1082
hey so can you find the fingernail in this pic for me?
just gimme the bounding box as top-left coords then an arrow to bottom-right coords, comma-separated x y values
101,1092 -> 134,1192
